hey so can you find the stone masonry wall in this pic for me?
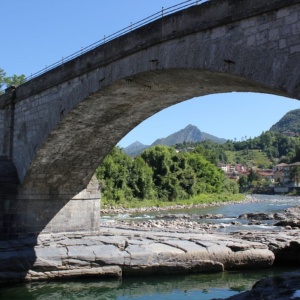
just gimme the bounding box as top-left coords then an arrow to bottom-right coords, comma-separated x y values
0,176 -> 100,240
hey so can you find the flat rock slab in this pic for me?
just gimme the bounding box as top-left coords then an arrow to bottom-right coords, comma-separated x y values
0,228 -> 275,282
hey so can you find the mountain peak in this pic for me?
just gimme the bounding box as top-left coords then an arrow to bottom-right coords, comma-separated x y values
131,141 -> 144,146
185,124 -> 199,129
123,125 -> 226,156
152,125 -> 202,146
122,141 -> 149,156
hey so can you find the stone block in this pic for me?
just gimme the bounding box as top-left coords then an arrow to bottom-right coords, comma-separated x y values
247,35 -> 256,47
291,44 -> 300,53
66,245 -> 95,261
277,7 -> 291,18
279,38 -> 287,49
269,28 -> 279,41
211,27 -> 227,40
285,11 -> 298,25
90,244 -> 126,265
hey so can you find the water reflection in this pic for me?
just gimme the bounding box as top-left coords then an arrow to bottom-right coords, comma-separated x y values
0,267 -> 298,300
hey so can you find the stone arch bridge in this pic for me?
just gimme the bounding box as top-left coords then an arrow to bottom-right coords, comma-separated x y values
1,0 -> 300,239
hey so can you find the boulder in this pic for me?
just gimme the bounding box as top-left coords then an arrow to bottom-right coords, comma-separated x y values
230,230 -> 300,266
215,271 -> 300,300
238,213 -> 274,220
274,220 -> 300,228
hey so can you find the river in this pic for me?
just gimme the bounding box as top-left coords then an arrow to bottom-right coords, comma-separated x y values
1,195 -> 300,300
102,194 -> 300,233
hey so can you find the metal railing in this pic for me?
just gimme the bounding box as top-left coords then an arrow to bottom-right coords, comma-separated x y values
25,0 -> 208,82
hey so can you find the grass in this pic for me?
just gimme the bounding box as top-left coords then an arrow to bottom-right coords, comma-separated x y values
225,149 -> 273,168
101,193 -> 246,209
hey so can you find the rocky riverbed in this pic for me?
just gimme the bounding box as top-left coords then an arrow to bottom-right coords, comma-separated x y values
101,204 -> 300,233
1,199 -> 300,300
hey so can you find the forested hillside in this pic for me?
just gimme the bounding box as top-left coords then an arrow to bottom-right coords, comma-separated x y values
270,109 -> 300,136
175,131 -> 300,168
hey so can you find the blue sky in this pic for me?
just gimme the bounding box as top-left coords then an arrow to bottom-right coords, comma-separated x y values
2,1 -> 300,148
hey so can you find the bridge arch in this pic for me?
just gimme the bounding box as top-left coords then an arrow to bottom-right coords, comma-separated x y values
1,0 -> 300,238
23,70 -> 288,193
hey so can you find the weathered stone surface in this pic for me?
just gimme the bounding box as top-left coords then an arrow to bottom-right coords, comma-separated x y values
24,266 -> 122,281
90,244 -> 126,265
0,229 -> 275,282
231,230 -> 300,266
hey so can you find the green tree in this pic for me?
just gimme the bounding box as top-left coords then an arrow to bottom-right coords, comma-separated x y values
222,178 -> 239,194
289,165 -> 300,187
129,156 -> 155,199
238,174 -> 248,191
186,152 -> 225,194
96,147 -> 133,202
248,169 -> 261,184
141,146 -> 185,201
4,74 -> 26,87
0,67 -> 26,94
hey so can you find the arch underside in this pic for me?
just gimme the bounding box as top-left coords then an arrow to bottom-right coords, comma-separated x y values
23,68 -> 291,194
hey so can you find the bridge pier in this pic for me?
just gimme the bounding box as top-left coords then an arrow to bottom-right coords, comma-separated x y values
0,175 -> 100,240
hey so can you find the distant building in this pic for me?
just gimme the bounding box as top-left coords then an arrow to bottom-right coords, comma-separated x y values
218,163 -> 247,180
273,162 -> 300,187
256,169 -> 275,183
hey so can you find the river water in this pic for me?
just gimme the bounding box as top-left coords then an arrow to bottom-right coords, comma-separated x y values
1,195 -> 300,300
103,194 -> 300,233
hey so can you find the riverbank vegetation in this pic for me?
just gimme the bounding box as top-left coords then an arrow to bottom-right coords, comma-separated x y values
100,193 -> 245,209
96,145 -> 241,207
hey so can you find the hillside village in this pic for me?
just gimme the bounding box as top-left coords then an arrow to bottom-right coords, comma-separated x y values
217,162 -> 300,191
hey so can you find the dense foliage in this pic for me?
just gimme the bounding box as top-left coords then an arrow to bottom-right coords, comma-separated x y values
96,145 -> 238,204
0,67 -> 25,94
175,131 -> 300,168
